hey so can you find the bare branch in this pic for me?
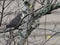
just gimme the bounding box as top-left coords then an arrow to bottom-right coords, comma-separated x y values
0,0 -> 6,26
43,32 -> 60,45
4,0 -> 13,9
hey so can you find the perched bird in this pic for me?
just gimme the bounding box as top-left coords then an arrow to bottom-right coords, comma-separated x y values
6,13 -> 22,28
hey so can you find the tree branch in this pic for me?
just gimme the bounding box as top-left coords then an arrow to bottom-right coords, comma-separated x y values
0,0 -> 5,26
0,2 -> 60,33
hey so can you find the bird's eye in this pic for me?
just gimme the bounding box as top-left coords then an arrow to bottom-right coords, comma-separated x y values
24,1 -> 30,6
23,0 -> 24,1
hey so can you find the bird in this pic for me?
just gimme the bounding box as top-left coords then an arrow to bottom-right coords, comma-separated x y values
6,13 -> 22,28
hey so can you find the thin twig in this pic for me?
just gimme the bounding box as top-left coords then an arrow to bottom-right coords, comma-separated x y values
0,0 -> 5,26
